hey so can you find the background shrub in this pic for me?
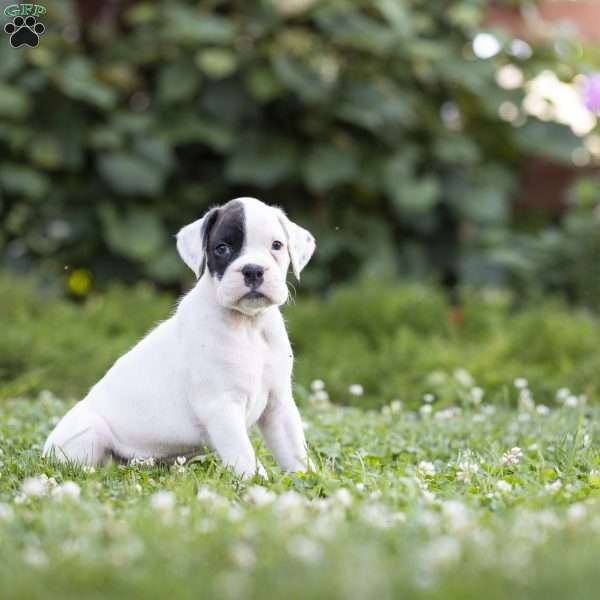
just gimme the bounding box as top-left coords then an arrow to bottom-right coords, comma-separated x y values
0,0 -> 586,295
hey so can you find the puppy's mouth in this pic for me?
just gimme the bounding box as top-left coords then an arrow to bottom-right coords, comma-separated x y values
242,290 -> 268,301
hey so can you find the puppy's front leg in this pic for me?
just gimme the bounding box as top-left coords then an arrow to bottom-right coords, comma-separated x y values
258,393 -> 311,473
204,406 -> 265,479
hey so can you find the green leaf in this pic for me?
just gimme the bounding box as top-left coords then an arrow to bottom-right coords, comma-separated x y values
0,164 -> 49,199
303,144 -> 358,191
54,58 -> 117,110
97,153 -> 165,196
98,205 -> 167,262
226,138 -> 297,187
0,84 -> 31,120
157,60 -> 200,104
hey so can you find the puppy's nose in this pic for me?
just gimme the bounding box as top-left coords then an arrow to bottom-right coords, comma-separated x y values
242,264 -> 264,288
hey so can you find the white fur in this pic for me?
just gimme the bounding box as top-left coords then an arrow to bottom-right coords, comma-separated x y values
43,198 -> 315,478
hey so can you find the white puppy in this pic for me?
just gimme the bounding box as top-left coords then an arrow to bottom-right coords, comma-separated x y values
43,197 -> 315,478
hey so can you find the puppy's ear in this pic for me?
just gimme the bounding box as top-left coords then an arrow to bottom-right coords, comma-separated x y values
176,208 -> 219,278
277,210 -> 316,280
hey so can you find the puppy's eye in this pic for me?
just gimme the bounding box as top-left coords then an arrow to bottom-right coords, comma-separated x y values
272,240 -> 283,251
214,243 -> 231,257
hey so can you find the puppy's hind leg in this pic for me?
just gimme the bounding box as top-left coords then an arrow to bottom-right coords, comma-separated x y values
43,402 -> 112,466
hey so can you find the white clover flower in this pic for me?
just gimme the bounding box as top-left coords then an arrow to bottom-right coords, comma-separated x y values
21,475 -> 54,498
565,395 -> 579,408
496,480 -> 512,493
435,407 -> 461,420
456,461 -> 479,483
454,369 -> 474,387
309,390 -> 329,405
566,503 -> 587,524
502,447 -> 523,467
536,404 -> 550,416
150,490 -> 176,513
420,404 -> 433,417
176,456 -> 187,466
355,482 -> 365,492
556,388 -> 571,402
470,387 -> 485,404
196,485 -> 222,504
514,377 -> 528,390
418,461 -> 436,477
82,465 -> 96,474
230,542 -> 256,569
381,405 -> 391,417
390,399 -> 403,413
583,433 -> 592,448
518,389 -> 535,411
310,379 -> 325,392
244,485 -> 276,507
421,490 -> 437,505
331,488 -> 353,508
287,535 -> 323,562
0,502 -> 14,521
423,393 -> 435,404
441,500 -> 470,531
52,481 -> 81,501
130,456 -> 155,467
23,547 -> 49,569
274,490 -> 306,519
360,502 -> 403,529
545,480 -> 562,494
425,535 -> 461,568
348,384 -> 364,397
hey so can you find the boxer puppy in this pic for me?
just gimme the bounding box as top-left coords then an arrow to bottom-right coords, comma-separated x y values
43,197 -> 315,478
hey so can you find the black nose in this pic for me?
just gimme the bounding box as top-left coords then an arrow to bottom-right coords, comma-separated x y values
242,264 -> 264,288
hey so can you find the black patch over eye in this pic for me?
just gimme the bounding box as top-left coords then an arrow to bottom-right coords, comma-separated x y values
272,240 -> 283,251
214,243 -> 231,257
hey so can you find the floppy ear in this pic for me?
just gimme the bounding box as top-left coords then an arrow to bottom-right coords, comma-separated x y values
176,208 -> 219,278
277,211 -> 316,280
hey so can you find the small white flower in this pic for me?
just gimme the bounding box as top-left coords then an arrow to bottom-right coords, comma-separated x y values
309,390 -> 329,405
23,547 -> 49,569
176,456 -> 187,466
390,399 -> 403,413
310,379 -> 325,392
355,482 -> 365,492
454,369 -> 474,387
566,503 -> 586,524
331,488 -> 353,508
565,395 -> 579,408
470,387 -> 484,404
518,389 -> 534,411
502,447 -> 523,467
583,433 -> 592,448
456,461 -> 479,483
425,535 -> 461,568
52,481 -> 81,501
545,480 -> 562,494
348,384 -> 364,397
418,461 -> 436,477
422,490 -> 436,505
244,485 -> 276,507
556,388 -> 571,402
420,404 -> 433,417
287,535 -> 323,562
423,393 -> 435,403
441,500 -> 470,531
82,465 -> 96,474
435,407 -> 461,420
514,377 -> 528,390
496,480 -> 512,493
230,542 -> 256,568
150,490 -> 176,512
536,404 -> 550,416
0,503 -> 14,521
21,476 -> 51,498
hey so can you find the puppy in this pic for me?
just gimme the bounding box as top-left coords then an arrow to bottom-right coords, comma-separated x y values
43,197 -> 315,478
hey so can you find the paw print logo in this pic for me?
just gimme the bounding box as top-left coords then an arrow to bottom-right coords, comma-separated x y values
4,16 -> 45,48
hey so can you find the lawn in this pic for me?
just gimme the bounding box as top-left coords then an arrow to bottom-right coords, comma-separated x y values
1,274 -> 600,598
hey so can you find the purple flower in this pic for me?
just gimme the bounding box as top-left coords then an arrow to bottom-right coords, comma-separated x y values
582,74 -> 600,114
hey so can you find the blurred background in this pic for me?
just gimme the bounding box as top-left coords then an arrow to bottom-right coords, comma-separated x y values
1,0 -> 600,406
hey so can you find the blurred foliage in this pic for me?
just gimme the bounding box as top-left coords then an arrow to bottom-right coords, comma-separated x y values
1,273 -> 599,408
0,0 -> 589,293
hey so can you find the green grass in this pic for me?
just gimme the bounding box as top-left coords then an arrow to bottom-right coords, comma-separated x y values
2,273 -> 600,598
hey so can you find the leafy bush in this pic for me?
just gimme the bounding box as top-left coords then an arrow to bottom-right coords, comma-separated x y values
1,273 -> 599,407
0,0 -> 581,292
